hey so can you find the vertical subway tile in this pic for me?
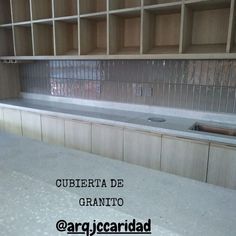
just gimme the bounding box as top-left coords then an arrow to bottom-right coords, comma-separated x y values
18,60 -> 236,114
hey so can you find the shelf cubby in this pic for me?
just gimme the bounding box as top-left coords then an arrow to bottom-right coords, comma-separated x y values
0,0 -> 12,24
80,15 -> 107,55
80,0 -> 107,15
14,25 -> 33,56
54,0 -> 77,17
144,0 -> 181,6
0,27 -> 14,56
55,19 -> 78,55
31,0 -> 52,20
182,1 -> 231,54
109,11 -> 141,54
33,22 -> 54,55
109,0 -> 141,10
11,0 -> 31,23
143,6 -> 181,54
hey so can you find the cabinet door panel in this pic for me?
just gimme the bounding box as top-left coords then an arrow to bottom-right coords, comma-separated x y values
208,144 -> 236,190
161,136 -> 209,181
21,111 -> 41,141
41,115 -> 64,146
124,129 -> 161,170
65,119 -> 91,153
3,108 -> 22,135
92,124 -> 123,160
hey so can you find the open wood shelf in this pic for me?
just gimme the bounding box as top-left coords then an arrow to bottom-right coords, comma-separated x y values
144,0 -> 181,6
0,27 -> 14,56
0,0 -> 12,24
143,5 -> 181,54
11,0 -> 31,23
109,0 -> 141,10
110,11 -> 141,54
80,0 -> 107,15
33,22 -> 54,56
182,0 -> 231,54
55,19 -> 78,55
1,0 -> 236,59
80,14 -> 107,55
14,25 -> 33,56
54,0 -> 77,17
31,0 -> 52,20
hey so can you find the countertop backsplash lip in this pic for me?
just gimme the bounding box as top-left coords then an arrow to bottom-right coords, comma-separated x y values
20,92 -> 236,125
0,95 -> 236,147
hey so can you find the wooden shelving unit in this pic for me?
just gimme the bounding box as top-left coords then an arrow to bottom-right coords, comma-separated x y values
182,0 -> 231,54
0,0 -> 12,24
31,0 -> 52,20
55,18 -> 78,55
143,3 -> 181,54
109,0 -> 141,10
80,0 -> 107,14
54,0 -> 78,17
0,26 -> 14,56
14,25 -> 33,56
144,0 -> 181,5
110,10 -> 141,54
1,0 -> 236,60
11,0 -> 31,23
33,22 -> 54,56
80,14 -> 107,55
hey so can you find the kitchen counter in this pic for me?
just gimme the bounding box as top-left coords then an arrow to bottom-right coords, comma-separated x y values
0,95 -> 236,146
0,133 -> 236,236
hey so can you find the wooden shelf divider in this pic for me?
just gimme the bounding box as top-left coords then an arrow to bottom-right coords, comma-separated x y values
0,0 -> 236,59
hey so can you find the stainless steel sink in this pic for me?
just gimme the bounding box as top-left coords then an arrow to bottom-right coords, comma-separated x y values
190,123 -> 236,137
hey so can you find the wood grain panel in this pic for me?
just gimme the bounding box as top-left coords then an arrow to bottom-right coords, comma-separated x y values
65,119 -> 92,152
161,136 -> 209,181
31,0 -> 52,20
92,123 -> 123,160
55,21 -> 78,55
14,26 -> 33,56
3,108 -> 22,135
192,8 -> 229,45
41,115 -> 64,146
0,63 -> 20,99
124,129 -> 161,170
21,111 -> 41,141
207,144 -> 236,189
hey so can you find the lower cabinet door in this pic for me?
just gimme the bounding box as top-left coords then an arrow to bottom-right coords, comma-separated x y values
21,111 -> 42,141
65,119 -> 92,153
41,115 -> 65,146
207,144 -> 236,190
3,108 -> 22,135
161,136 -> 209,182
92,123 -> 123,161
124,129 -> 161,170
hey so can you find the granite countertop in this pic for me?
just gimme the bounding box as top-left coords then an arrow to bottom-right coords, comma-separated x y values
0,98 -> 236,146
0,133 -> 236,236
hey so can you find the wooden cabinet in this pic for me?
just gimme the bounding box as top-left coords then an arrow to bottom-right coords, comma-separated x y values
65,119 -> 92,153
124,129 -> 161,170
92,124 -> 123,161
41,115 -> 64,146
207,144 -> 236,190
161,136 -> 209,181
1,0 -> 236,59
21,111 -> 41,141
3,108 -> 22,135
